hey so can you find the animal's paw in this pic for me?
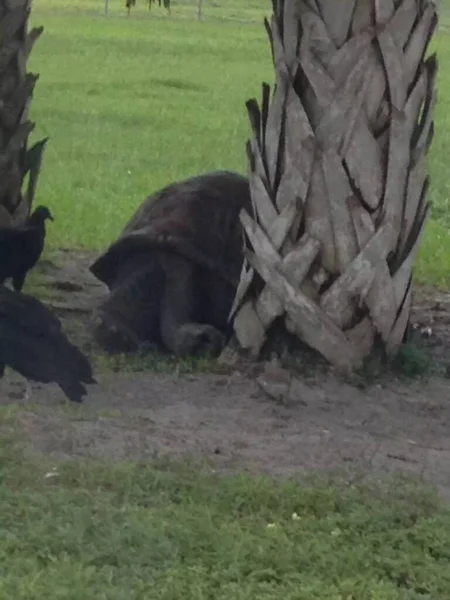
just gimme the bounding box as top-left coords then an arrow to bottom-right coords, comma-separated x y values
173,323 -> 226,358
92,312 -> 138,354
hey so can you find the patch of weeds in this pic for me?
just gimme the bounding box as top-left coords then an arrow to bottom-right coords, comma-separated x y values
390,342 -> 435,379
94,349 -> 219,375
349,340 -> 436,389
0,404 -> 24,427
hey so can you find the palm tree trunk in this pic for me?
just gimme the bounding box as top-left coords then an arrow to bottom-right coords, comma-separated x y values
0,0 -> 48,228
230,0 -> 438,371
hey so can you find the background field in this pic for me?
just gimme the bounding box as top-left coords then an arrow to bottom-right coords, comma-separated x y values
29,0 -> 450,287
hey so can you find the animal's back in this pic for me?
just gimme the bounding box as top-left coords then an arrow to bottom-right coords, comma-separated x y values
124,170 -> 250,239
91,170 -> 251,288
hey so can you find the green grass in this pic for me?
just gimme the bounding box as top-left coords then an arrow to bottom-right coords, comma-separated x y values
28,0 -> 450,288
29,0 -> 271,250
1,435 -> 450,599
94,347 -> 220,374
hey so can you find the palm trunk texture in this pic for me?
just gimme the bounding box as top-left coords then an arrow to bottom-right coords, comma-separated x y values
0,0 -> 48,228
230,0 -> 438,371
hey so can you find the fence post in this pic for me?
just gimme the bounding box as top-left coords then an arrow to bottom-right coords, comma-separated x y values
105,0 -> 109,15
197,0 -> 203,20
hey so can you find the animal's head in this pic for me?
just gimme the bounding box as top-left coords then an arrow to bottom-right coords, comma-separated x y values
29,205 -> 54,224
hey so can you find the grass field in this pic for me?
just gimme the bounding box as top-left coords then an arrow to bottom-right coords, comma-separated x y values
2,2 -> 450,598
28,0 -> 450,286
2,433 -> 450,600
29,0 -> 270,249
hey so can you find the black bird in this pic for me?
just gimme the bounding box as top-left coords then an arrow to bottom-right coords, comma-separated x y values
0,286 -> 96,402
0,205 -> 54,292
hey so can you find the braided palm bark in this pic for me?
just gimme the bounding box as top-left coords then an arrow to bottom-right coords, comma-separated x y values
231,0 -> 438,371
0,0 -> 48,228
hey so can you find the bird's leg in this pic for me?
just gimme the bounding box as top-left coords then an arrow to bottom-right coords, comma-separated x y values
23,380 -> 32,401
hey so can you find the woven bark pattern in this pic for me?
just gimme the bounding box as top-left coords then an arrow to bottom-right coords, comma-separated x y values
231,0 -> 438,371
0,0 -> 47,228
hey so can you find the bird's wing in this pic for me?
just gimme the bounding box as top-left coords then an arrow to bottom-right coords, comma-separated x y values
0,226 -> 29,246
0,288 -> 95,402
0,286 -> 63,336
0,228 -> 31,279
52,329 -> 96,385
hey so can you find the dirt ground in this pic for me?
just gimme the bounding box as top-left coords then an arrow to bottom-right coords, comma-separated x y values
2,250 -> 450,499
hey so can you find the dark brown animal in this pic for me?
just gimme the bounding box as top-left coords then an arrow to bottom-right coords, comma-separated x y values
89,171 -> 251,357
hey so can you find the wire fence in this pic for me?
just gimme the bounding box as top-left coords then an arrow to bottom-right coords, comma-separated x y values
33,0 -> 269,25
32,1 -> 450,34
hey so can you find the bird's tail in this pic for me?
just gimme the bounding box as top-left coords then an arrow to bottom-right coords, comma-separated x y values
59,380 -> 88,403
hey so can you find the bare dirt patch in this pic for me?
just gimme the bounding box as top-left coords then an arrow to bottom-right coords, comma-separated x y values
3,250 -> 450,499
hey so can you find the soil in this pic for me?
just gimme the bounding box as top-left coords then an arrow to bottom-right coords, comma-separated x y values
2,249 -> 450,499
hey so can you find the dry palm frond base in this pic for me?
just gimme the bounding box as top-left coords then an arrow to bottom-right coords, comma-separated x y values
230,0 -> 439,372
0,2 -> 48,228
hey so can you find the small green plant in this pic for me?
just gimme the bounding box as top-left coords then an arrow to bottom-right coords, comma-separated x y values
347,340 -> 435,388
391,342 -> 434,379
94,349 -> 218,375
